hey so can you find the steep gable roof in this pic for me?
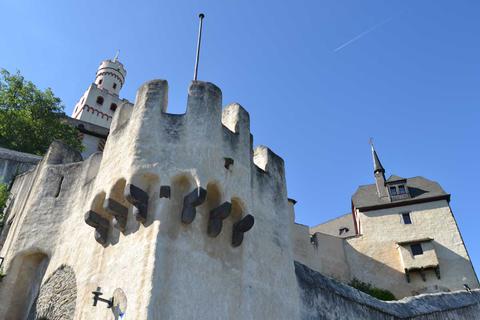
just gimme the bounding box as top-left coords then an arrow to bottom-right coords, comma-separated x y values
352,176 -> 450,211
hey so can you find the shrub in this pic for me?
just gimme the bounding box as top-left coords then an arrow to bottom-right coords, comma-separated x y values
349,278 -> 396,301
0,183 -> 8,227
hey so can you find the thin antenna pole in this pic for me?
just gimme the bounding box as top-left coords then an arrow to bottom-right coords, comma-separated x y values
369,137 -> 375,151
113,50 -> 120,62
193,13 -> 205,81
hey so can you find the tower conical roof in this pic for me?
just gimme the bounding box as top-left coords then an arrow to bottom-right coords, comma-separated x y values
371,144 -> 385,174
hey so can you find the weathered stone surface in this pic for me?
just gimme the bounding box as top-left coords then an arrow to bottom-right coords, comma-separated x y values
27,265 -> 77,320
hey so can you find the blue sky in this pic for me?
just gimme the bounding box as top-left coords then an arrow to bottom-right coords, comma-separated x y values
1,1 -> 479,272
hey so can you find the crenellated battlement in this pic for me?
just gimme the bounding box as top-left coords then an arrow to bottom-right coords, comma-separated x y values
74,78 -> 291,251
104,79 -> 285,181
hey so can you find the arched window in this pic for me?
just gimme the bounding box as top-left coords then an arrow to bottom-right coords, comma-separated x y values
110,103 -> 117,111
96,96 -> 104,105
99,79 -> 103,85
113,82 -> 117,89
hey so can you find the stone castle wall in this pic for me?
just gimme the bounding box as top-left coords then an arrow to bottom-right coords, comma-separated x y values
0,79 -> 300,319
296,261 -> 480,320
0,78 -> 478,319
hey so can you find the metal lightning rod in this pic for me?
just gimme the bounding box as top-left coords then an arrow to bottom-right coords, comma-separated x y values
193,13 -> 205,81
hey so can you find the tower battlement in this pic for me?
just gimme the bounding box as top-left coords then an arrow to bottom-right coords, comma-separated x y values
102,79 -> 286,192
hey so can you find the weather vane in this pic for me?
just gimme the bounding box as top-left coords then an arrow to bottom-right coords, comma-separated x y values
193,13 -> 205,81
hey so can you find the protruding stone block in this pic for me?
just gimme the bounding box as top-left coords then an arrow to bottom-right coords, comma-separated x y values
84,210 -> 109,245
232,214 -> 254,247
103,198 -> 128,232
159,185 -> 171,199
181,187 -> 207,224
125,184 -> 149,224
207,202 -> 232,237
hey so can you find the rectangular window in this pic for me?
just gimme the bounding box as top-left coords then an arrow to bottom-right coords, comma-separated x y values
398,185 -> 406,194
410,243 -> 423,256
402,212 -> 412,224
389,186 -> 397,196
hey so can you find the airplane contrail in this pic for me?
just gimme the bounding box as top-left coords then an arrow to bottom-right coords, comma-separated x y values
334,16 -> 395,52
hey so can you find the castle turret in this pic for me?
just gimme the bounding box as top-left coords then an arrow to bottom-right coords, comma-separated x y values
371,143 -> 388,198
71,55 -> 133,129
94,56 -> 126,96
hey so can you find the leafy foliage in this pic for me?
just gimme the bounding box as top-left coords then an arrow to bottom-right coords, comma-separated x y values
0,69 -> 82,155
0,183 -> 8,227
349,278 -> 396,301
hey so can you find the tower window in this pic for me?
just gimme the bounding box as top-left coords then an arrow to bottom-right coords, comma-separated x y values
410,243 -> 423,256
99,79 -> 103,85
401,212 -> 412,225
113,82 -> 117,89
110,103 -> 117,111
389,186 -> 397,196
96,96 -> 104,105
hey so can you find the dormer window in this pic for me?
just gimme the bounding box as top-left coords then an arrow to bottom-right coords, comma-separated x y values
386,178 -> 410,201
389,186 -> 397,196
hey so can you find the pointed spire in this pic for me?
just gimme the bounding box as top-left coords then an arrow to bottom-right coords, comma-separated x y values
369,138 -> 388,198
370,138 -> 385,174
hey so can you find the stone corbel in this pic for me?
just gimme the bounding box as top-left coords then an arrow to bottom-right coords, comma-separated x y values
232,214 -> 254,247
125,184 -> 149,224
207,202 -> 232,237
103,198 -> 128,232
420,267 -> 426,282
405,269 -> 410,283
85,210 -> 109,245
181,187 -> 207,224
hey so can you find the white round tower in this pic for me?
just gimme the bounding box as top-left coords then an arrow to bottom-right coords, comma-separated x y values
94,57 -> 127,96
71,55 -> 133,133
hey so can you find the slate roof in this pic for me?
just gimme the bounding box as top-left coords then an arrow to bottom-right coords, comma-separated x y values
352,176 -> 450,210
386,175 -> 406,183
372,148 -> 385,173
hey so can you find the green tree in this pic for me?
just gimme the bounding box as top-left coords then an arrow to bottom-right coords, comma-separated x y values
0,69 -> 82,155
